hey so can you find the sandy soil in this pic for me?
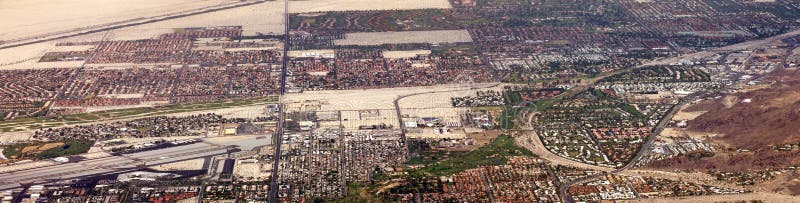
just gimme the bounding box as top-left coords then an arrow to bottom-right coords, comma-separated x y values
618,192 -> 799,203
0,0 -> 237,41
398,86 -> 500,109
340,109 -> 397,131
233,160 -> 269,179
0,132 -> 33,144
21,142 -> 63,154
383,50 -> 432,59
721,95 -> 739,108
407,129 -> 466,139
284,82 -> 502,111
0,0 -> 455,70
149,158 -> 205,171
620,169 -> 739,189
671,110 -> 707,121
334,30 -> 473,46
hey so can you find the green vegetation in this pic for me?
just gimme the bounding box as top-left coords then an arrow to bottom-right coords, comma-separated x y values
430,43 -> 478,57
407,139 -> 450,166
1,144 -> 26,159
327,183 -> 384,203
34,140 -> 93,159
1,140 -> 93,160
616,103 -> 646,119
504,90 -> 522,105
411,135 -> 535,177
529,99 -> 559,111
498,106 -> 517,129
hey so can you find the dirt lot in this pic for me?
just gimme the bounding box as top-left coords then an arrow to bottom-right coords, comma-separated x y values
1,0 -> 454,70
20,142 -> 63,154
284,82 -> 502,111
618,192 -> 800,203
149,158 -> 205,171
383,50 -> 432,59
0,0 -> 237,41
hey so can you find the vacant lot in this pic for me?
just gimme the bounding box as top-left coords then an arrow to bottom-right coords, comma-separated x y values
0,0 -> 237,41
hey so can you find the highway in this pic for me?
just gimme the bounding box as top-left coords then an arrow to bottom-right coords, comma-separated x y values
546,29 -> 800,203
266,0 -> 290,202
0,142 -> 230,190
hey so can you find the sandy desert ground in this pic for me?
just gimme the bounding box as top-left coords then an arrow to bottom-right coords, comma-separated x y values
0,0 -> 238,41
334,30 -> 473,46
383,50 -> 432,58
149,159 -> 205,171
0,0 -> 455,70
284,82 -> 502,111
339,109 -> 397,131
0,132 -> 33,144
233,160 -> 270,179
618,192 -> 799,203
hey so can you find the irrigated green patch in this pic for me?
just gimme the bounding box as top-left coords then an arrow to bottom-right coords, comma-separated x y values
498,106 -> 518,129
1,140 -> 93,160
34,140 -> 93,159
411,135 -> 535,177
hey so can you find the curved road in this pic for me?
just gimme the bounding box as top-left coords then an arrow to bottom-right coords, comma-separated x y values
543,28 -> 800,202
393,82 -> 504,143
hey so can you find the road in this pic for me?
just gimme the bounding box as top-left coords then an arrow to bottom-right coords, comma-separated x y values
393,82 -> 503,143
618,192 -> 800,203
639,28 -> 800,67
266,0 -> 290,202
0,142 -> 230,190
548,90 -> 705,201
541,29 -> 800,202
557,28 -> 800,101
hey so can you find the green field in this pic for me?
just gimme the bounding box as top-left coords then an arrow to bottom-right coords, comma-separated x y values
34,140 -> 93,159
1,144 -> 26,159
1,140 -> 93,160
411,135 -> 535,177
498,106 -> 517,129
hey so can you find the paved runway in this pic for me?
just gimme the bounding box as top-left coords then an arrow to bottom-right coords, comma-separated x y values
0,142 -> 230,190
